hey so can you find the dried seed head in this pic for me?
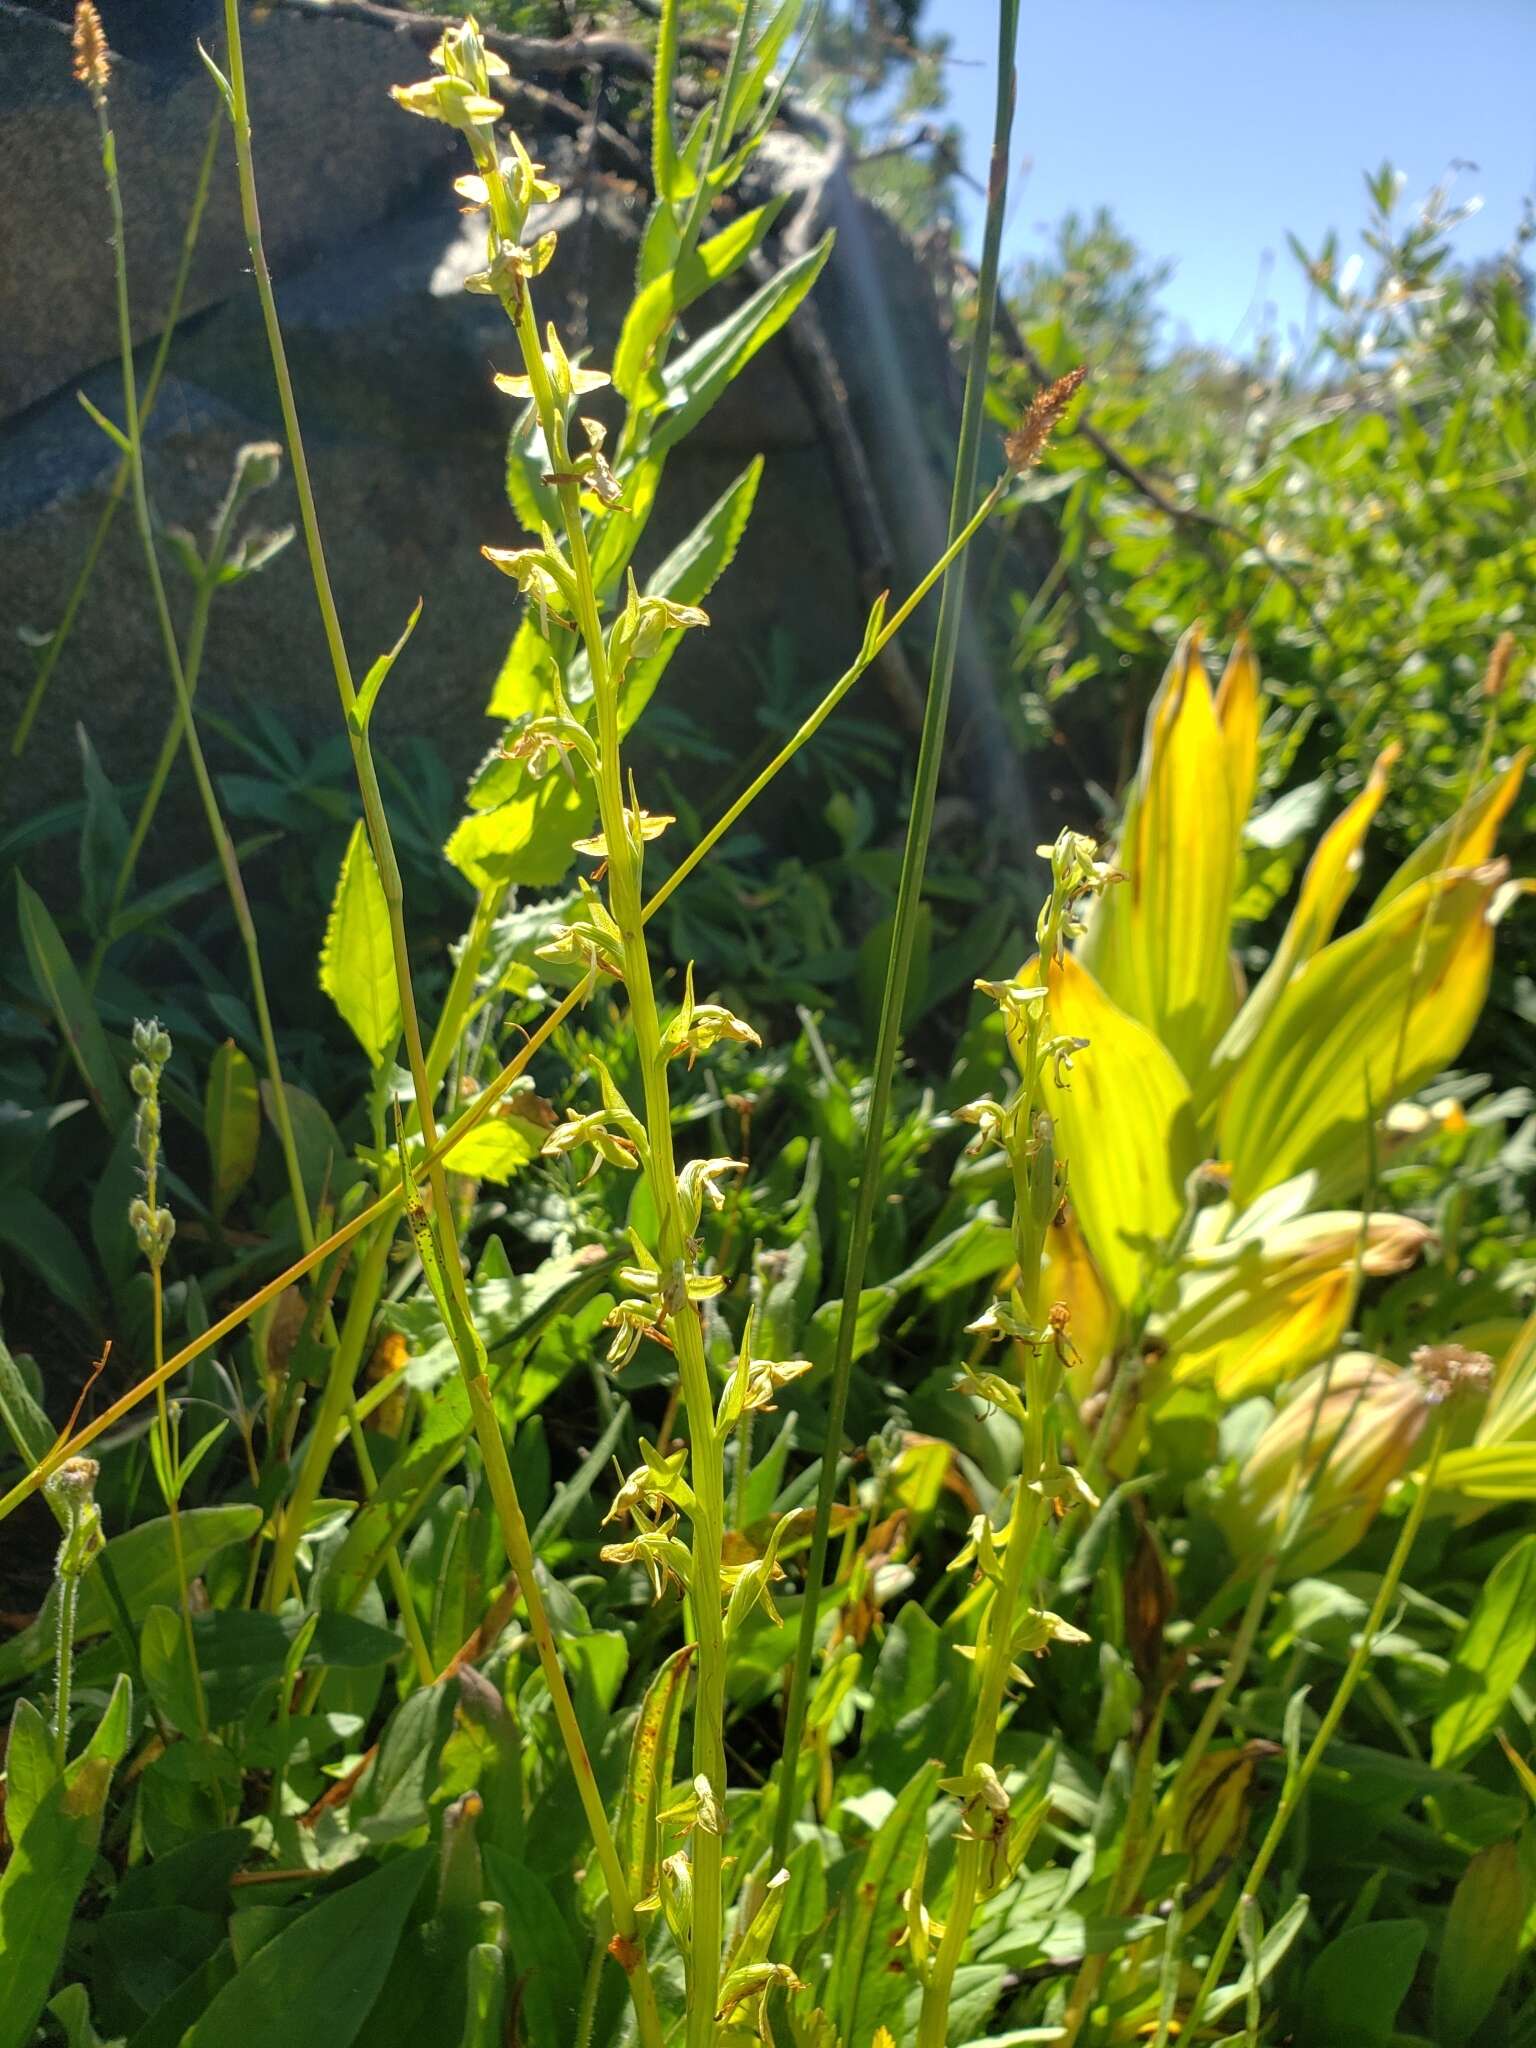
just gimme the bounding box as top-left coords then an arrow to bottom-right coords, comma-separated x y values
72,1 -> 110,103
1483,630 -> 1517,700
1005,367 -> 1086,473
1410,1342 -> 1495,1401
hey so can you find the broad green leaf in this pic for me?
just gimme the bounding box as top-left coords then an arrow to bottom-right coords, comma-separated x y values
442,1114 -> 542,1184
1432,1533 -> 1536,1766
178,1849 -> 429,2048
0,1505 -> 261,1683
649,233 -> 834,454
444,770 -> 590,893
1077,630 -> 1246,1080
484,615 -> 563,725
1300,1918 -> 1424,2047
16,873 -> 128,1125
204,1039 -> 260,1222
320,822 -> 401,1066
1208,742 -> 1396,1097
1042,951 -> 1200,1313
618,1643 -> 693,1900
1159,1209 -> 1429,1400
830,1761 -> 939,2046
1218,863 -> 1502,1205
1371,746 -> 1528,917
0,1752 -> 116,2048
1434,1839 -> 1523,2045
47,1982 -> 119,2048
614,197 -> 788,402
351,601 -> 422,734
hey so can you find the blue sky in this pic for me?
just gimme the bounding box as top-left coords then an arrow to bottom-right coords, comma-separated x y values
945,0 -> 1536,352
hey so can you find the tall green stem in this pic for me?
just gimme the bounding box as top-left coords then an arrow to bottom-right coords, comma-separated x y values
217,13 -> 662,2039
11,109 -> 222,759
771,0 -> 1022,1872
92,84 -> 311,1252
1182,1427 -> 1447,2038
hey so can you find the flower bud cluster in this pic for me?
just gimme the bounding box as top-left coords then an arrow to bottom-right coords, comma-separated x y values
129,1018 -> 175,1267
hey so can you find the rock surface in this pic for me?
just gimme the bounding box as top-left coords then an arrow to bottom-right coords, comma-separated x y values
0,0 -> 1034,875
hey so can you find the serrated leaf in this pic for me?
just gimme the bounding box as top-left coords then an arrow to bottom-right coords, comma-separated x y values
615,197 -> 789,403
650,233 -> 834,455
319,823 -> 401,1066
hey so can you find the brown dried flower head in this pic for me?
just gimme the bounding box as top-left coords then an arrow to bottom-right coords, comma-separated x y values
1483,630 -> 1518,701
1005,366 -> 1086,473
72,1 -> 110,102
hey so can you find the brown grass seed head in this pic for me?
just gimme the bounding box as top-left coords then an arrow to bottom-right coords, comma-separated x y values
1005,367 -> 1086,473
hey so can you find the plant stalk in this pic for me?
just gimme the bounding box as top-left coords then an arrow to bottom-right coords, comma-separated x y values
771,0 -> 1022,1873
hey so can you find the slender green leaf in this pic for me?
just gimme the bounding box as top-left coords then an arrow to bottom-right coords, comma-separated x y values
16,873 -> 128,1125
650,234 -> 834,454
351,601 -> 423,734
77,724 -> 129,939
480,1847 -> 583,2048
831,1760 -> 939,2043
1433,1533 -> 1536,1767
618,1643 -> 693,1901
614,197 -> 788,402
2,1698 -> 57,1850
204,1039 -> 260,1223
0,1189 -> 97,1323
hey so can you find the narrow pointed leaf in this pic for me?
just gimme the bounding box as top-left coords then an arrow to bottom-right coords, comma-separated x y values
16,874 -> 127,1126
320,821 -> 401,1067
1078,631 -> 1243,1080
1218,864 -> 1503,1204
204,1039 -> 260,1223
